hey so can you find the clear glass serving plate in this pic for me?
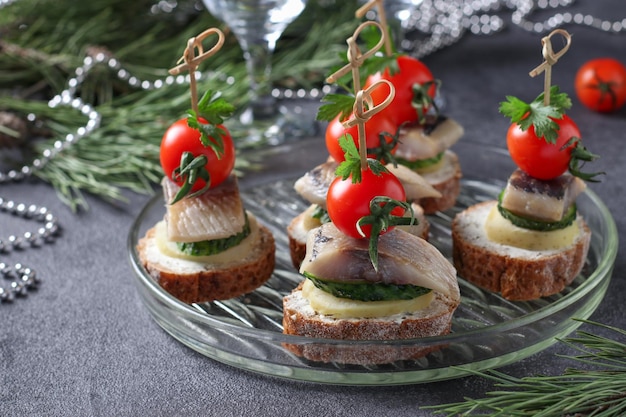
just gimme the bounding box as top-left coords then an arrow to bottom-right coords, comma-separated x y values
127,140 -> 617,385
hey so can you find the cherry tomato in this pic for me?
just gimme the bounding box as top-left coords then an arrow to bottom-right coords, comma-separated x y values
365,55 -> 436,126
160,117 -> 235,191
506,114 -> 581,180
575,58 -> 626,113
326,168 -> 406,239
325,112 -> 397,162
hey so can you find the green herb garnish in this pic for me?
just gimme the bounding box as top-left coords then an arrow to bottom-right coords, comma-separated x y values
316,93 -> 355,122
499,85 -> 571,144
303,272 -> 431,302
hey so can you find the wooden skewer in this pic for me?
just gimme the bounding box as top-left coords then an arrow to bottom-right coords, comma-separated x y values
326,21 -> 386,92
169,28 -> 225,113
343,79 -> 396,170
529,28 -> 572,106
355,0 -> 393,57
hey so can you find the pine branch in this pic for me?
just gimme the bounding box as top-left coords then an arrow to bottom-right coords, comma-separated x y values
0,0 -> 358,209
425,319 -> 626,417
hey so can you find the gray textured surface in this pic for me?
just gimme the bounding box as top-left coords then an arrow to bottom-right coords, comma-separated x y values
2,2 -> 625,416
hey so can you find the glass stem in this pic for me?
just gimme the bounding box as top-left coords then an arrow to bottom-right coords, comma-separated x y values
240,38 -> 277,120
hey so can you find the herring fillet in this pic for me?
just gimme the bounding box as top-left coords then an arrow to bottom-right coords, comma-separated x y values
300,223 -> 459,302
293,159 -> 338,208
162,175 -> 247,242
385,163 -> 442,201
395,117 -> 464,161
500,169 -> 587,222
294,159 -> 441,206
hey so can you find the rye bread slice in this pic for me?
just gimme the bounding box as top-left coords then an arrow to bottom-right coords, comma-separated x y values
451,200 -> 591,301
137,223 -> 275,303
282,282 -> 458,365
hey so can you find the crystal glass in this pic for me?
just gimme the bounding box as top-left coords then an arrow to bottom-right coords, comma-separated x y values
202,0 -> 310,145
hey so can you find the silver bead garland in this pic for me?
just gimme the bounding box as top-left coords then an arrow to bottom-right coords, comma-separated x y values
399,0 -> 626,58
0,263 -> 40,303
0,198 -> 60,302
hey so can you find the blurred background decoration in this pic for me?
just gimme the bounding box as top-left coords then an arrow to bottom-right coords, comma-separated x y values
1,0 -> 620,210
0,0 -> 358,210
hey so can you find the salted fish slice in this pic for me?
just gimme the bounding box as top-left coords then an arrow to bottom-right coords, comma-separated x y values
294,158 -> 440,206
162,175 -> 246,242
385,163 -> 442,201
500,169 -> 587,222
300,222 -> 459,302
395,117 -> 464,161
293,158 -> 338,208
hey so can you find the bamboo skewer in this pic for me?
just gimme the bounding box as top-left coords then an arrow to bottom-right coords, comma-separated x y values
529,28 -> 572,105
356,0 -> 393,57
344,80 -> 395,170
326,21 -> 385,92
169,28 -> 225,114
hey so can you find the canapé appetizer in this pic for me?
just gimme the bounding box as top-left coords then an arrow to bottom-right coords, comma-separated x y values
452,30 -> 600,300
137,29 -> 275,303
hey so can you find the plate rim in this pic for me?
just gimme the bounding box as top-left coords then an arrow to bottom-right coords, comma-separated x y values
127,141 -> 618,383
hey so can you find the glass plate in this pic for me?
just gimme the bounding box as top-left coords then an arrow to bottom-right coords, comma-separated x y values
127,140 -> 617,385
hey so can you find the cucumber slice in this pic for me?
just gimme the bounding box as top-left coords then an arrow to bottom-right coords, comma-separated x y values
303,272 -> 432,302
311,205 -> 331,224
497,193 -> 577,232
176,215 -> 251,256
397,152 -> 444,171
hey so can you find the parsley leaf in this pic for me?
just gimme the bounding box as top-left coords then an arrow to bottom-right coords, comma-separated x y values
499,95 -> 530,123
538,87 -> 572,112
360,53 -> 399,79
334,134 -> 388,183
335,134 -> 363,181
316,93 -> 355,122
187,90 -> 235,149
499,86 -> 572,144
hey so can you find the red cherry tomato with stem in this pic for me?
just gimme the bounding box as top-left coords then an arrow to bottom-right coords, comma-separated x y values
325,112 -> 398,162
365,55 -> 436,126
160,117 -> 236,192
575,58 -> 626,113
506,114 -> 581,180
326,167 -> 406,239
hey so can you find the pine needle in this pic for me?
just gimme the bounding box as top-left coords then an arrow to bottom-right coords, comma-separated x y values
425,319 -> 626,417
0,0 -> 360,209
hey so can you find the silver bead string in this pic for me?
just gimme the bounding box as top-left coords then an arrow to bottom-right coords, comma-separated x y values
0,263 -> 40,302
400,0 -> 626,58
0,198 -> 60,302
513,0 -> 626,33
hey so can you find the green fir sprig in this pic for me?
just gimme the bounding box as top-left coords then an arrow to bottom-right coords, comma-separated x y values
426,319 -> 626,417
0,0 -> 361,210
